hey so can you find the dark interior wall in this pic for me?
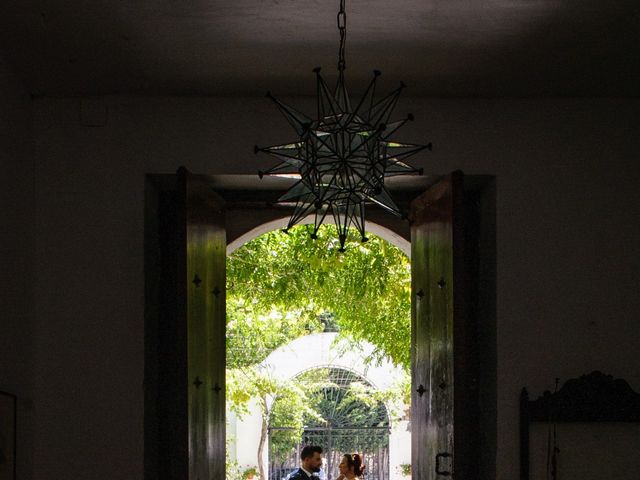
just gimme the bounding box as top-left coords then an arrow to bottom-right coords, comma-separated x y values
0,55 -> 34,480
28,96 -> 640,480
477,179 -> 497,480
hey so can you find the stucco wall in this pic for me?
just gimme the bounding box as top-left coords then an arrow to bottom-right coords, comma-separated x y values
29,95 -> 640,479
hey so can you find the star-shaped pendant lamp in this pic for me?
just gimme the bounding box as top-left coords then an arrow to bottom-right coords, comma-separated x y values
255,0 -> 431,252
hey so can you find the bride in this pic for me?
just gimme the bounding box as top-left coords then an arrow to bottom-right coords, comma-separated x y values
336,453 -> 365,480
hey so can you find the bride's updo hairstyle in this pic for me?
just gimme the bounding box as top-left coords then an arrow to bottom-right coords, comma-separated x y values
344,453 -> 365,476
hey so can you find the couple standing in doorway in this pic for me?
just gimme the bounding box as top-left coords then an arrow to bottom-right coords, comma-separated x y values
289,445 -> 365,480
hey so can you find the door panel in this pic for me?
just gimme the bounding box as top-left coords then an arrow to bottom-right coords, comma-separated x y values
177,167 -> 227,480
410,171 -> 467,479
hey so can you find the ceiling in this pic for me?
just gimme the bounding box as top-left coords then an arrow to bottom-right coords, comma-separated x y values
2,0 -> 640,97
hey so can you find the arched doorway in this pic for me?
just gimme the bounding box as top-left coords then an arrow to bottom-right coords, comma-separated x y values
225,224 -> 410,479
144,170 -> 494,480
268,367 -> 390,480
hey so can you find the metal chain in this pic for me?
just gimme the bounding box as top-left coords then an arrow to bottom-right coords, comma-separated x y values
337,0 -> 346,72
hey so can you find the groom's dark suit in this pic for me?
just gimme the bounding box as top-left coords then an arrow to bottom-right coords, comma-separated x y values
288,468 -> 313,480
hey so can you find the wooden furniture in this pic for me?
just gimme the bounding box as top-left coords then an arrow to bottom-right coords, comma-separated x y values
520,371 -> 640,480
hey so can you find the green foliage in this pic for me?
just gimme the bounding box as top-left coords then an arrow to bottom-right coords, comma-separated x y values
346,372 -> 411,422
268,376 -> 325,460
226,367 -> 277,419
242,466 -> 258,478
226,443 -> 244,480
226,459 -> 242,480
227,224 -> 411,369
399,463 -> 412,476
227,367 -> 324,464
227,304 -> 323,369
292,368 -> 393,453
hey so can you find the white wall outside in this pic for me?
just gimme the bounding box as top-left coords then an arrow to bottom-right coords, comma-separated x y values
228,332 -> 409,479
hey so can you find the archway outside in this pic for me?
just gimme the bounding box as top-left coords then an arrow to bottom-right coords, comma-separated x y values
269,366 -> 391,480
227,333 -> 409,480
227,216 -> 410,257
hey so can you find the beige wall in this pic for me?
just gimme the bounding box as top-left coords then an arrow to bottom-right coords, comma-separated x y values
0,55 -> 34,480
22,94 -> 640,479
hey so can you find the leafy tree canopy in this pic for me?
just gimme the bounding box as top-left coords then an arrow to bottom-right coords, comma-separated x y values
226,224 -> 411,369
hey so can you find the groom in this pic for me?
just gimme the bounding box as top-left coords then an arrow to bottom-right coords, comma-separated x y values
288,445 -> 323,480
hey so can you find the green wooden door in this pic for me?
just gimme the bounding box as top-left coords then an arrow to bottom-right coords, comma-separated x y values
411,172 -> 472,479
177,167 -> 226,480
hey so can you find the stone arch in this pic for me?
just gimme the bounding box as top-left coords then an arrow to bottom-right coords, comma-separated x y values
260,333 -> 403,393
227,216 -> 410,257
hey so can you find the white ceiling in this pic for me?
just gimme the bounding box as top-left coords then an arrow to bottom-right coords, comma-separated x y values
2,0 -> 640,97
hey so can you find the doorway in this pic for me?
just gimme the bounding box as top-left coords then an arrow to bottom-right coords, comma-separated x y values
225,224 -> 410,480
143,171 -> 496,480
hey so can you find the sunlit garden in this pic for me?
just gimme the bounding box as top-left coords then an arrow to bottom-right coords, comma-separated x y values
226,225 -> 412,480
